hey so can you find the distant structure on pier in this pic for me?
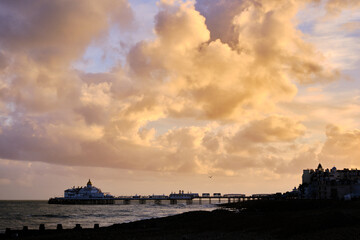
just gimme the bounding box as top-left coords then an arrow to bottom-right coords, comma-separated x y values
299,164 -> 360,200
64,179 -> 113,199
169,190 -> 199,199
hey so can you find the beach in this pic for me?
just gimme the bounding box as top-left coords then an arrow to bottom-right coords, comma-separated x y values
2,200 -> 360,239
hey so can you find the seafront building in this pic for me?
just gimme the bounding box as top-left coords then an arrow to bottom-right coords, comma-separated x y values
64,179 -> 113,199
299,164 -> 360,200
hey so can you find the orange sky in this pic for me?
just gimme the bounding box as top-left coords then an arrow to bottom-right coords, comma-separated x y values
0,0 -> 359,199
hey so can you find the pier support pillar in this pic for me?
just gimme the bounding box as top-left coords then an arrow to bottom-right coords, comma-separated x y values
155,199 -> 161,204
186,199 -> 193,205
170,199 -> 177,204
124,199 -> 130,204
139,199 -> 146,204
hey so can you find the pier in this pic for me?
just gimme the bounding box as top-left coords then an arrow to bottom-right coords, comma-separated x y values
48,180 -> 282,205
48,195 -> 276,205
114,195 -> 272,204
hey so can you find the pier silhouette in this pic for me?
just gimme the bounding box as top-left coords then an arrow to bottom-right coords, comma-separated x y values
48,194 -> 281,205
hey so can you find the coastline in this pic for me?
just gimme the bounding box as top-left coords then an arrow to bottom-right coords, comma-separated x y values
2,200 -> 360,239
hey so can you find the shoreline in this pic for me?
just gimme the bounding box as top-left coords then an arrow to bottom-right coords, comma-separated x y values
2,200 -> 360,239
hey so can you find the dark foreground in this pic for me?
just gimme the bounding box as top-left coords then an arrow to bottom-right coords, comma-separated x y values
3,200 -> 360,240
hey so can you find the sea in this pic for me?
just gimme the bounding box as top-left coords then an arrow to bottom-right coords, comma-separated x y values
0,200 -> 219,232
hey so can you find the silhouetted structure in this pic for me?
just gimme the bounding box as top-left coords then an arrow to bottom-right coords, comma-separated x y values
299,164 -> 360,199
64,179 -> 113,199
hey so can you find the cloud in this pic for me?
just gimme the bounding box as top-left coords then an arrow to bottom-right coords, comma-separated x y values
0,0 -> 132,66
151,116 -> 306,175
276,146 -> 319,174
0,0 -> 139,168
280,88 -> 360,134
319,124 -> 360,168
340,22 -> 360,32
237,116 -> 306,143
128,0 -> 340,121
0,0 -> 352,181
195,0 -> 340,84
225,116 -> 306,154
326,0 -> 360,15
0,0 -> 133,113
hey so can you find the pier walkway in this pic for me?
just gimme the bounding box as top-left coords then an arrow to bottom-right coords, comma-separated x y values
49,195 -> 274,205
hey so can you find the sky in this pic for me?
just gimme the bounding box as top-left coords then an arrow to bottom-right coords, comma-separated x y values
0,0 -> 359,200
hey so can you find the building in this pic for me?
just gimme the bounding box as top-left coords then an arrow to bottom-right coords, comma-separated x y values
64,179 -> 113,199
299,164 -> 360,200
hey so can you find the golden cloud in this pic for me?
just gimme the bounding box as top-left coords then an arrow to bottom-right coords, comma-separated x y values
0,0 -> 352,178
326,0 -> 360,15
319,125 -> 360,168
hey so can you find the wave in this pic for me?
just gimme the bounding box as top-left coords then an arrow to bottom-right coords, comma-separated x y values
1,201 -> 217,230
30,214 -> 71,218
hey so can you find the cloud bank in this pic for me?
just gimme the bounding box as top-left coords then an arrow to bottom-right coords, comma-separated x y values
0,0 -> 357,182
